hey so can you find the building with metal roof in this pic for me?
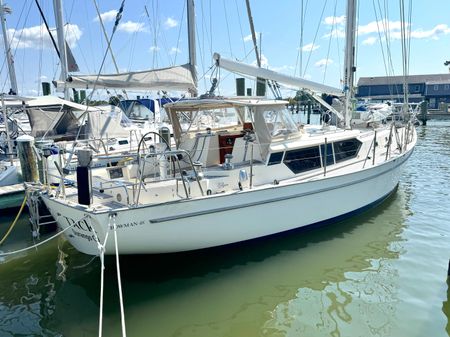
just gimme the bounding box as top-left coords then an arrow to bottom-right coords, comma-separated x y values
356,74 -> 450,109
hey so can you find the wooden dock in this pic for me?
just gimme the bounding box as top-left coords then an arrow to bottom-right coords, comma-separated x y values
0,184 -> 25,211
427,112 -> 450,120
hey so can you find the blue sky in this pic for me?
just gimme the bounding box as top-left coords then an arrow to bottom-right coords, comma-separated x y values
1,0 -> 450,99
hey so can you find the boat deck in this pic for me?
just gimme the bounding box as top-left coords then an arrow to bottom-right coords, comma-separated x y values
58,187 -> 126,210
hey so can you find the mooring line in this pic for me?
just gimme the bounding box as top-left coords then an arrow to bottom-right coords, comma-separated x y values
0,214 -> 89,257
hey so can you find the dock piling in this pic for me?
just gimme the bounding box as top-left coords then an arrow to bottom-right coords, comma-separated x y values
16,135 -> 39,183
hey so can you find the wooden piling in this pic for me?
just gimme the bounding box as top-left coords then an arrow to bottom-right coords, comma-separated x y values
420,101 -> 428,126
16,135 -> 39,183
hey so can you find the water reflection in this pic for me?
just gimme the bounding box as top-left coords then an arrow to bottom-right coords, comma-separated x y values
260,190 -> 407,337
0,232 -> 100,336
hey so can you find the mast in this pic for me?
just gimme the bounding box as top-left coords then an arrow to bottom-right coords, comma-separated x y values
245,0 -> 260,68
245,0 -> 266,96
0,0 -> 18,94
343,0 -> 357,128
187,0 -> 197,96
399,0 -> 409,117
53,0 -> 70,100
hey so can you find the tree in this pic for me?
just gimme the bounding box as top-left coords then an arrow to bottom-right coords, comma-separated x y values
108,95 -> 124,106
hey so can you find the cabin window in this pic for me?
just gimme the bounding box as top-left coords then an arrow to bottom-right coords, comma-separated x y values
118,140 -> 129,145
178,107 -> 240,133
434,85 -> 439,91
320,143 -> 334,166
283,146 -> 321,174
268,152 -> 284,165
445,84 -> 449,90
334,139 -> 362,163
262,108 -> 298,137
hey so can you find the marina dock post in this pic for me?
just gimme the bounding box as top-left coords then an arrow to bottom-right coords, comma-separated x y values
16,135 -> 39,183
420,101 -> 428,125
307,100 -> 312,124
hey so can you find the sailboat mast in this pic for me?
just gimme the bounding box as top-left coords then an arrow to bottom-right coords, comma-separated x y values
0,0 -> 18,95
53,0 -> 70,100
343,0 -> 357,128
187,0 -> 197,96
245,0 -> 260,68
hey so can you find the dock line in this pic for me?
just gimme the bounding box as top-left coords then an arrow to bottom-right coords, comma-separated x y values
0,214 -> 89,257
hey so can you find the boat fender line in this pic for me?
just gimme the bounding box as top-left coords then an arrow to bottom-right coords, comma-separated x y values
0,214 -> 90,257
0,194 -> 27,246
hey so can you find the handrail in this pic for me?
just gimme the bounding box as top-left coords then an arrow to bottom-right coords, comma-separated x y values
134,148 -> 205,205
98,182 -> 132,205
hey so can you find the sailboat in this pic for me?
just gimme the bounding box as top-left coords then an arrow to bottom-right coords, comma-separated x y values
36,0 -> 416,255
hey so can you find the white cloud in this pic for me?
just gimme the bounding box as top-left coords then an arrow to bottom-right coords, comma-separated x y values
251,54 -> 269,67
164,17 -> 178,29
410,24 -> 450,40
358,21 -> 450,41
362,37 -> 377,45
64,24 -> 83,47
301,43 -> 320,52
117,21 -> 146,33
315,58 -> 333,67
271,65 -> 295,73
324,15 -> 346,25
26,89 -> 38,96
94,10 -> 118,23
169,47 -> 181,55
322,28 -> 345,39
260,54 -> 269,67
243,33 -> 259,42
149,46 -> 160,52
321,18 -> 450,42
357,20 -> 405,35
7,23 -> 82,49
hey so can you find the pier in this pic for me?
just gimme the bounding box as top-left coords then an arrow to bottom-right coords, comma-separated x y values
426,110 -> 450,120
0,183 -> 25,210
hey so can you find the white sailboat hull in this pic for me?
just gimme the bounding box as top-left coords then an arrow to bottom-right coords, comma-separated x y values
42,145 -> 413,255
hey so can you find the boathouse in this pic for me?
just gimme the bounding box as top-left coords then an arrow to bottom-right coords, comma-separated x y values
356,74 -> 450,110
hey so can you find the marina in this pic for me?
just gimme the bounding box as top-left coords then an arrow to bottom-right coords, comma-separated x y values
0,121 -> 449,336
0,0 -> 449,336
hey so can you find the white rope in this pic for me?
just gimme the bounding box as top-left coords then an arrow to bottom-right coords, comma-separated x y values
91,214 -> 126,337
91,215 -> 109,337
0,214 -> 89,257
112,214 -> 127,337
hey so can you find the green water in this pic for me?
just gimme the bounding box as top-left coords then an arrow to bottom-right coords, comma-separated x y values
1,121 -> 450,337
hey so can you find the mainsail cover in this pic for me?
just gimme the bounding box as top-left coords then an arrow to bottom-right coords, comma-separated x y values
61,64 -> 196,92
